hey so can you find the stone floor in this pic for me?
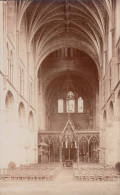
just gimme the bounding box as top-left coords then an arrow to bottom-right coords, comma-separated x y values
0,168 -> 120,195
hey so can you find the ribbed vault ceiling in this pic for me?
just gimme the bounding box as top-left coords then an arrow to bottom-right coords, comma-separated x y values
17,0 -> 112,71
39,49 -> 99,105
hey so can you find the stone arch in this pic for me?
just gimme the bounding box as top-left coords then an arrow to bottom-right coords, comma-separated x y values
5,90 -> 14,122
89,136 -> 99,163
36,40 -> 100,75
5,90 -> 14,109
28,111 -> 34,131
44,136 -> 49,145
4,90 -> 17,167
79,136 -> 89,162
18,102 -> 25,127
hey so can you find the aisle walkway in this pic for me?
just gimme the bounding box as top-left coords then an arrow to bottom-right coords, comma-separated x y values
0,167 -> 120,195
55,168 -> 73,183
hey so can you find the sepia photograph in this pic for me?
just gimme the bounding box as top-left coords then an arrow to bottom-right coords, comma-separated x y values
0,0 -> 120,194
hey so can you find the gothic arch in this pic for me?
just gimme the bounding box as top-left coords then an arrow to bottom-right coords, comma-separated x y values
5,90 -> 14,109
36,40 -> 100,75
79,137 -> 89,152
89,136 -> 99,162
16,0 -> 113,77
5,90 -> 15,125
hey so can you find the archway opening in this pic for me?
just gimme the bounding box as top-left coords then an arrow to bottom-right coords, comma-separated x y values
89,136 -> 99,163
38,48 -> 99,132
79,137 -> 88,163
38,48 -> 99,164
5,91 -> 14,122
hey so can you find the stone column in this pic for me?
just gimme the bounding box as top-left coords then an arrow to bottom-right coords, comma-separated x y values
105,121 -> 112,165
77,137 -> 79,166
75,98 -> 78,113
99,127 -> 106,165
105,117 -> 119,166
38,78 -> 46,130
64,99 -> 66,113
60,147 -> 62,163
0,2 -> 4,71
112,116 -> 120,163
59,139 -> 62,163
95,91 -> 99,130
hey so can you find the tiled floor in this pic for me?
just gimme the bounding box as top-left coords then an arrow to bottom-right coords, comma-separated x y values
0,168 -> 120,195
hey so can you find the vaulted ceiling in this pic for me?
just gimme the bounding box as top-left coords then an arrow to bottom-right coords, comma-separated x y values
17,0 -> 112,71
39,48 -> 99,107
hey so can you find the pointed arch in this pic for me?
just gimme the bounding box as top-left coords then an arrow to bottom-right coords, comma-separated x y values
5,90 -> 14,123
89,136 -> 99,162
79,137 -> 89,162
5,90 -> 14,109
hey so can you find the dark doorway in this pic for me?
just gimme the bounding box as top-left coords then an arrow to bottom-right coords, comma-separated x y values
62,141 -> 77,162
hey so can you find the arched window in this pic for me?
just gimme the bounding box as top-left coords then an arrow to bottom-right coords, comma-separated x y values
78,97 -> 84,113
5,91 -> 14,122
66,91 -> 75,113
58,99 -> 64,113
5,91 -> 14,109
